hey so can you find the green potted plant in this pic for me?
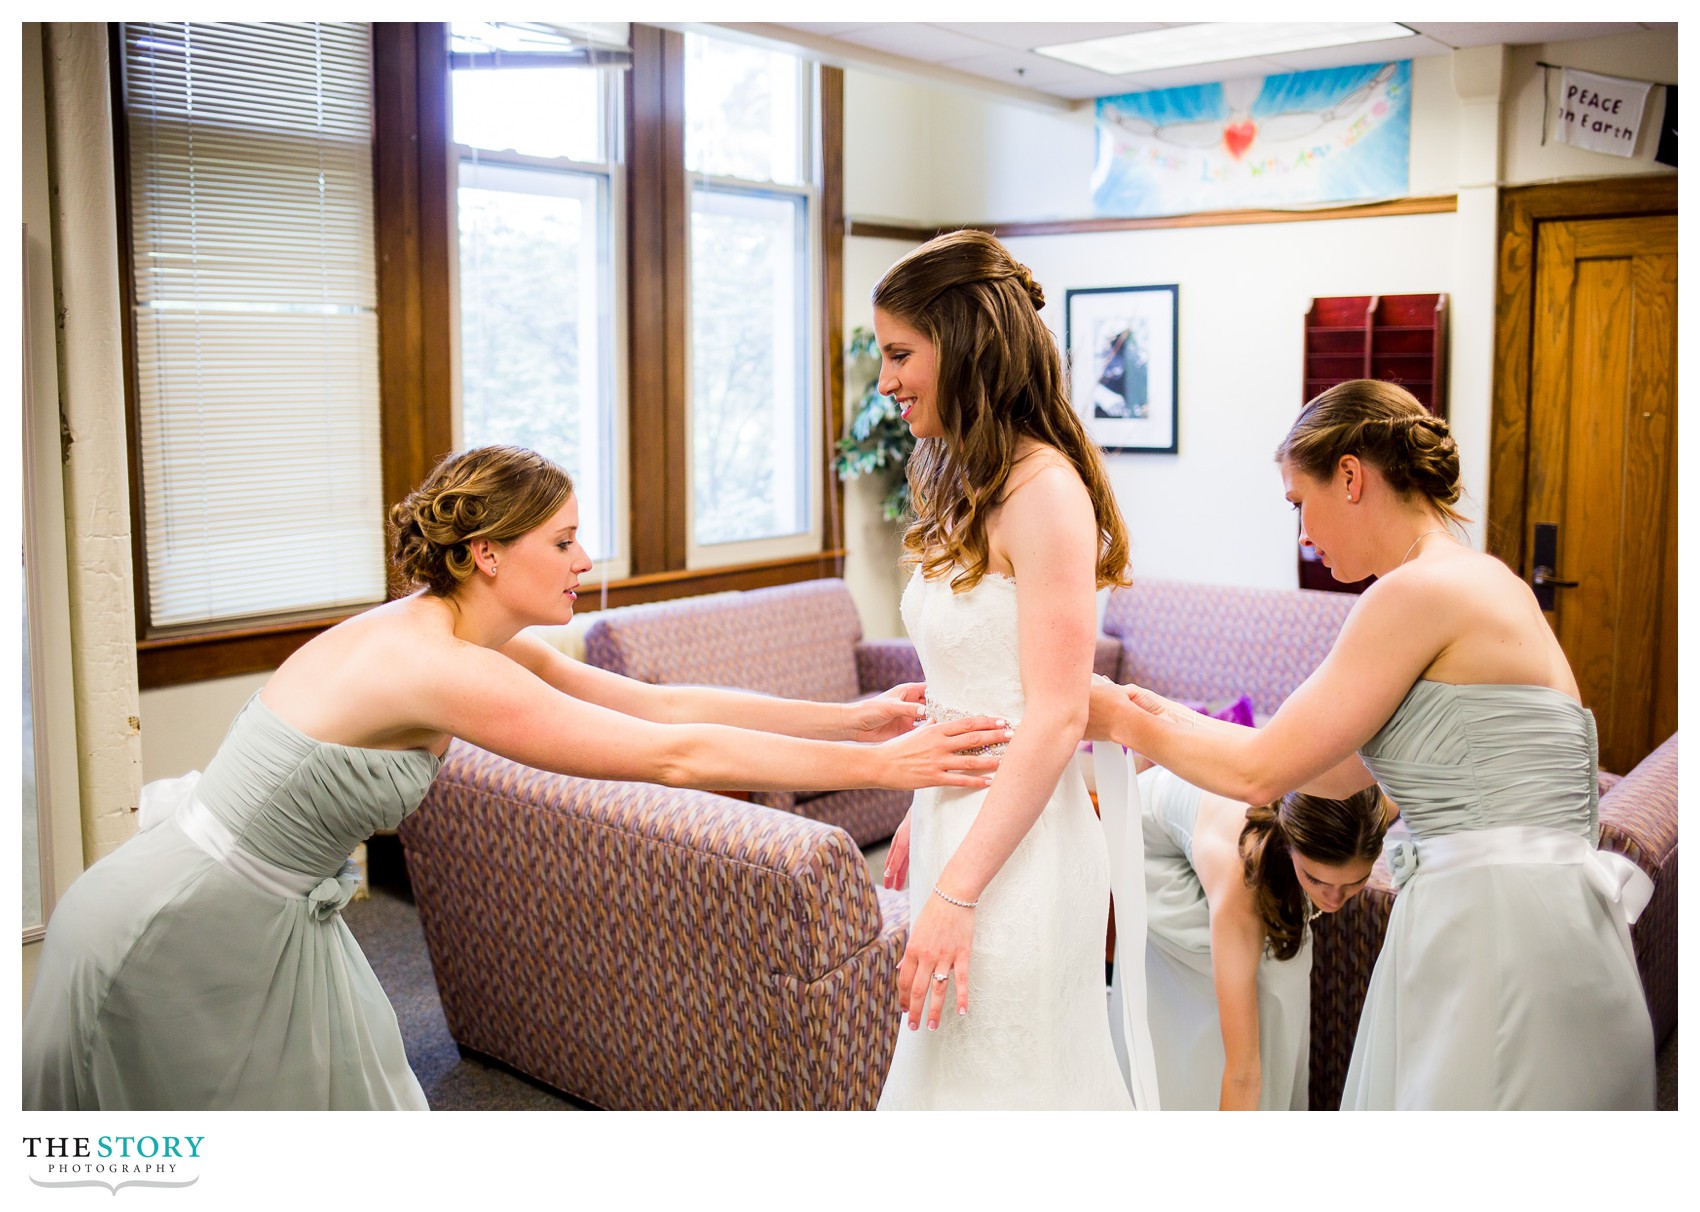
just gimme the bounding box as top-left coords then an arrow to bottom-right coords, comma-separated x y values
834,325 -> 914,522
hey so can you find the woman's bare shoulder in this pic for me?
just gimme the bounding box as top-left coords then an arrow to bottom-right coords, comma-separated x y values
267,596 -> 477,717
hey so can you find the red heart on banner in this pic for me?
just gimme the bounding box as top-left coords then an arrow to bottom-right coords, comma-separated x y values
1223,120 -> 1257,159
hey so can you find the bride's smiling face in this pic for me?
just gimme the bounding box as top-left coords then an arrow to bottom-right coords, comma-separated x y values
873,307 -> 943,440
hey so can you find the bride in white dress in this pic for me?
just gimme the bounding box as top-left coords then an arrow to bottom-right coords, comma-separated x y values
869,230 -> 1134,1109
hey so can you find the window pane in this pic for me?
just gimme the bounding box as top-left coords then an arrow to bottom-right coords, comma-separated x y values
690,188 -> 809,546
458,161 -> 618,565
453,66 -> 603,163
685,35 -> 803,185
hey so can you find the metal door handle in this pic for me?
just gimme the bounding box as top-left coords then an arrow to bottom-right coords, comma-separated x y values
1532,565 -> 1578,589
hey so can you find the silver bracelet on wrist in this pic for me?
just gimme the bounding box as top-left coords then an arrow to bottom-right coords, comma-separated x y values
932,885 -> 979,909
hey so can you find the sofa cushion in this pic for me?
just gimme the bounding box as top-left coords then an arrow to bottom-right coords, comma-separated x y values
583,579 -> 863,703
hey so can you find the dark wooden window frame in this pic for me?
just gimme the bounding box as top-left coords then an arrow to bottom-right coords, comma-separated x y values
127,22 -> 845,687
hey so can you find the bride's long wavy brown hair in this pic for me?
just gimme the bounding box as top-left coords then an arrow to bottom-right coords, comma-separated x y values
872,230 -> 1130,592
1239,786 -> 1388,960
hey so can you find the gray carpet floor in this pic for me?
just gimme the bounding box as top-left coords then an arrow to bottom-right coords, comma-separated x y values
346,835 -> 1677,1112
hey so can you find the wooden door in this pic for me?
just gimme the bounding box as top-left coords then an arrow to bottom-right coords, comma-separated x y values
1527,214 -> 1677,775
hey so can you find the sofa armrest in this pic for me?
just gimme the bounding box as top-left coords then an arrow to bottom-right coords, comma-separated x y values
856,638 -> 924,694
398,741 -> 900,1108
1598,733 -> 1677,873
1597,731 -> 1678,1046
409,742 -> 885,977
1093,635 -> 1122,682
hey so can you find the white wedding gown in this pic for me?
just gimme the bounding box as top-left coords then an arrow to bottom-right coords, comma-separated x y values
877,568 -> 1134,1110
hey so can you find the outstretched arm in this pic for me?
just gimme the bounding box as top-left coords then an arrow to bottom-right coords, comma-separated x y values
401,636 -> 1006,794
1089,572 -> 1456,804
500,631 -> 927,741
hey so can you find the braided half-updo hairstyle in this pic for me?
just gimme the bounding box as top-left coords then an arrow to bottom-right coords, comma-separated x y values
1238,786 -> 1388,961
872,229 -> 1130,593
388,445 -> 575,597
1275,379 -> 1470,527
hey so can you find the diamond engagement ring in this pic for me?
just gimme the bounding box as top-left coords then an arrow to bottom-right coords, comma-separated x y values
931,972 -> 949,983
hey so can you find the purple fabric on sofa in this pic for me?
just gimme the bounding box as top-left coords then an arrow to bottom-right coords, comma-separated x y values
1179,693 -> 1256,728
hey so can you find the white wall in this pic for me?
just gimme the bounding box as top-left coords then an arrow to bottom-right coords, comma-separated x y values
138,673 -> 272,780
1006,212 -> 1464,590
838,29 -> 1675,614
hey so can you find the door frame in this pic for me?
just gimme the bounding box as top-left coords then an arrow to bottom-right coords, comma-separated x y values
1488,173 -> 1676,573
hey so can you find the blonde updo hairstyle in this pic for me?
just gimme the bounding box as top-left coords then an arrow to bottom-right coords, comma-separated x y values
872,229 -> 1130,592
388,445 -> 575,597
1276,379 -> 1469,527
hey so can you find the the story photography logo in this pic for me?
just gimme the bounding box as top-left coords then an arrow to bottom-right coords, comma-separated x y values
21,1131 -> 204,1196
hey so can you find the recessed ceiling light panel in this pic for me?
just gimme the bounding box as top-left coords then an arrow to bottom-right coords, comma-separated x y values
1036,22 -> 1414,75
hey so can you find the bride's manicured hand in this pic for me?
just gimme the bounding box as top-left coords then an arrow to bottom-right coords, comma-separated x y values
896,896 -> 973,1029
850,682 -> 928,743
878,717 -> 1010,790
882,812 -> 912,890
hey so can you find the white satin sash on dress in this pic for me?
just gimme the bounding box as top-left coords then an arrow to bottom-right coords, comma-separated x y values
1385,824 -> 1655,925
139,772 -> 359,916
1092,741 -> 1162,1111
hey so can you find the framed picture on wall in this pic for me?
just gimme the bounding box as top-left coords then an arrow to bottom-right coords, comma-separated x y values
1064,284 -> 1179,453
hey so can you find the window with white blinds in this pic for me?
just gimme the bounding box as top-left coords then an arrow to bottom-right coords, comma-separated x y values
123,22 -> 385,629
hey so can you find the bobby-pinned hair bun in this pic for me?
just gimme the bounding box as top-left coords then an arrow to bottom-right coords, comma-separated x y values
1276,379 -> 1469,526
388,445 -> 574,597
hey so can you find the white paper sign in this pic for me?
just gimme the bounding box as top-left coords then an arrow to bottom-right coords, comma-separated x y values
1556,68 -> 1652,157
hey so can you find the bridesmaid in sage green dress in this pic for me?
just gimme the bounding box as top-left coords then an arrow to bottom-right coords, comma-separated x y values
1123,766 -> 1386,1110
22,445 -> 1010,1110
1089,380 -> 1655,1110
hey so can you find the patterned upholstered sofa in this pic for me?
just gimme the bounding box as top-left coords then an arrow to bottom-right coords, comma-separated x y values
573,577 -> 1118,848
1100,577 -> 1680,1109
397,742 -> 911,1109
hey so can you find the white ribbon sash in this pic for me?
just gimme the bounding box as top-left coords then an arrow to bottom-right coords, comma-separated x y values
1092,741 -> 1162,1111
139,772 -> 358,916
1385,824 -> 1654,924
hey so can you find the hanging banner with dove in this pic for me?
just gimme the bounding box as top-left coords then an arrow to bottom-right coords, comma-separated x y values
1092,61 -> 1411,218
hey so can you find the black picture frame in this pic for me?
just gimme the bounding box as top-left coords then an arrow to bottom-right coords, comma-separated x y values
1064,284 -> 1179,453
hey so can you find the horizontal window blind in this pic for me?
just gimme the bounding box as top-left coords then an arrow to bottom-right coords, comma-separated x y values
124,22 -> 385,628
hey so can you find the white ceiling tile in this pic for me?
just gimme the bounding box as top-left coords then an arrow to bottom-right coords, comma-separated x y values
773,23 -> 884,38
940,49 -> 1102,87
833,23 -> 1006,62
1404,23 -> 1651,49
1261,35 -> 1455,74
933,22 -> 1176,52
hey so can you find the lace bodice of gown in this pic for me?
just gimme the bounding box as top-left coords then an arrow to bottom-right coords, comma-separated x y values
195,694 -> 441,878
901,567 -> 1023,722
1357,680 -> 1599,844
